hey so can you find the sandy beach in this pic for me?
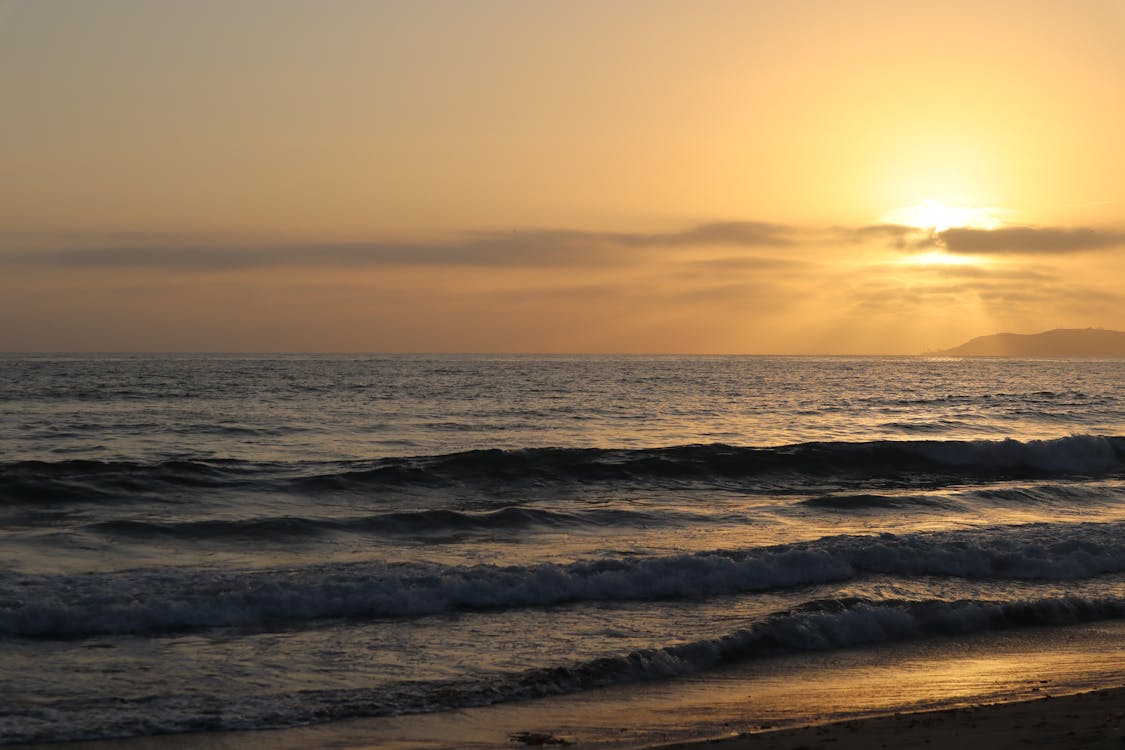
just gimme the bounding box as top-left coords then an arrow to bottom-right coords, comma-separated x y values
8,683 -> 1125,750
659,686 -> 1125,750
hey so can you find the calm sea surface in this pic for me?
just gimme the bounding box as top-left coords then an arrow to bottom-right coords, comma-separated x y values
1,354 -> 1124,745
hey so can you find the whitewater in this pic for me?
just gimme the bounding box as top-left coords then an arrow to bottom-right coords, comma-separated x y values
0,354 -> 1123,746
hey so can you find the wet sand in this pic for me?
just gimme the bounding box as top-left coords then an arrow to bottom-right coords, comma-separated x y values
13,684 -> 1125,750
8,623 -> 1125,749
658,685 -> 1125,750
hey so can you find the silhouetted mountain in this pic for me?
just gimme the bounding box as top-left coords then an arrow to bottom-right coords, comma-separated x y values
931,328 -> 1125,357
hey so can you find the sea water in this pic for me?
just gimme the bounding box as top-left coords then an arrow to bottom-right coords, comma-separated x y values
1,354 -> 1123,745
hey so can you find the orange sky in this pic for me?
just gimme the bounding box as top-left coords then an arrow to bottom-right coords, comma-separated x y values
2,0 -> 1123,353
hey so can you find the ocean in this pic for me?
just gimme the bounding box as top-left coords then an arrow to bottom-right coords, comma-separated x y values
1,354 -> 1124,748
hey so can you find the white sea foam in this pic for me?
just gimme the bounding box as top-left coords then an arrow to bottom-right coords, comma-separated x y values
917,434 -> 1123,474
4,593 -> 1123,744
4,522 -> 1125,637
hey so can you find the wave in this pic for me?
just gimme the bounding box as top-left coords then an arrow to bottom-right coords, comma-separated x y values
308,435 -> 1125,488
3,435 -> 1122,504
0,458 -> 260,505
805,483 -> 1125,512
6,521 -> 1125,637
508,593 -> 1125,696
801,493 -> 951,510
972,483 -> 1125,505
84,506 -> 672,541
9,593 -> 1125,744
878,419 -> 988,434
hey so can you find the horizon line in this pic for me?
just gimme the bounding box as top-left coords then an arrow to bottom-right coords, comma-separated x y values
4,350 -> 1121,359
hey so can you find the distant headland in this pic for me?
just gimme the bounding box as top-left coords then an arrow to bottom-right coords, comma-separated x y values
929,328 -> 1125,357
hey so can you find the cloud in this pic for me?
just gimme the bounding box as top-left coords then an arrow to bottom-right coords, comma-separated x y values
939,226 -> 1125,254
850,282 -> 969,312
849,269 -> 1124,318
2,239 -> 607,271
0,221 -> 799,272
863,261 -> 1057,283
490,282 -> 640,303
672,280 -> 788,305
842,223 -> 1125,256
679,255 -> 808,272
974,284 -> 1124,315
7,220 -> 1120,274
910,265 -> 1052,281
628,221 -> 796,247
837,224 -> 935,250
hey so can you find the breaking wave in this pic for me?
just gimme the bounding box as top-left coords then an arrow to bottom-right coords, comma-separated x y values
8,593 -> 1125,744
6,521 -> 1125,637
2,435 -> 1122,505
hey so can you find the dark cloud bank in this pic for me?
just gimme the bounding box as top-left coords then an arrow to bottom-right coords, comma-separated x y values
0,222 -> 794,271
939,227 -> 1125,254
2,221 -> 1121,272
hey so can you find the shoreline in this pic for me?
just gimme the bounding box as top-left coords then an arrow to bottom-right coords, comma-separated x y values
11,683 -> 1124,750
10,621 -> 1125,749
655,685 -> 1125,750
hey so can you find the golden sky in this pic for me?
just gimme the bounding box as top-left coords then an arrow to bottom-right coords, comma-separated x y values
2,0 -> 1123,353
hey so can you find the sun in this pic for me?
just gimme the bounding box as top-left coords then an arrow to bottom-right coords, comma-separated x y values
880,199 -> 1002,232
880,199 -> 1004,268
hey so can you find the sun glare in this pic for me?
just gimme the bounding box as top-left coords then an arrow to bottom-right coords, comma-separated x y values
901,250 -> 983,268
881,200 -> 1002,232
